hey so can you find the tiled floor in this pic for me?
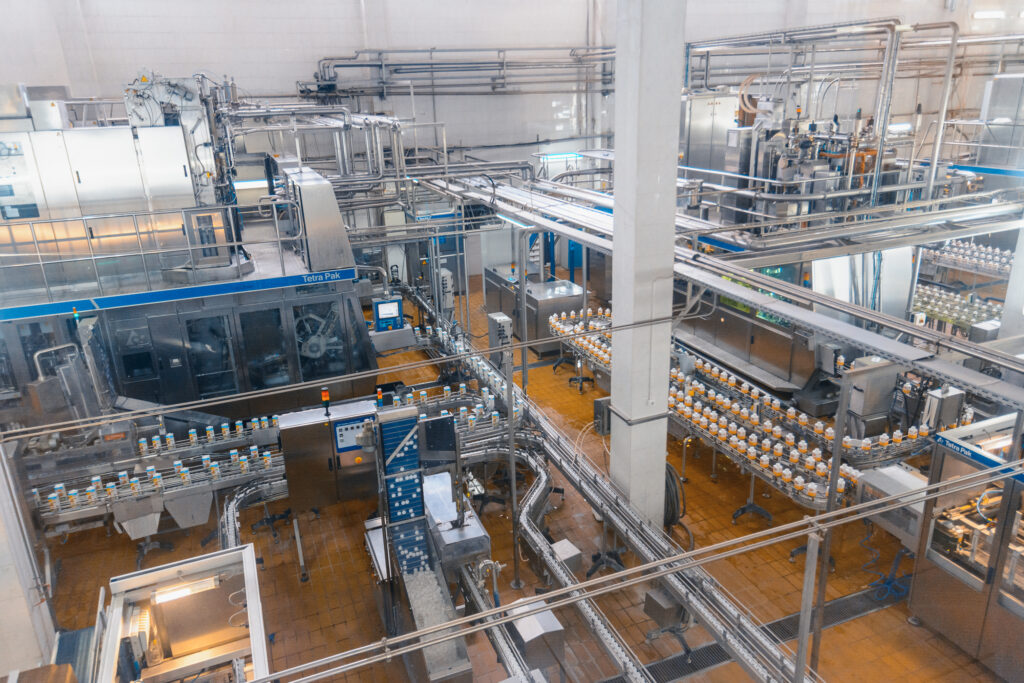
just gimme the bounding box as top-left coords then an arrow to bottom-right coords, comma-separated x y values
45,271 -> 1000,682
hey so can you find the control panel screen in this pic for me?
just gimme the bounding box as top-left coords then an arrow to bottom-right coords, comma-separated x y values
377,301 -> 400,320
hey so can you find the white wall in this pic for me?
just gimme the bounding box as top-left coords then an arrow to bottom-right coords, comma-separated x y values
0,448 -> 55,672
3,0 -> 1008,149
0,0 -> 602,97
3,0 -> 1001,99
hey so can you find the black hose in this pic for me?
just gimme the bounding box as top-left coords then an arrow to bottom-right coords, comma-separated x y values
665,463 -> 696,551
664,463 -> 682,528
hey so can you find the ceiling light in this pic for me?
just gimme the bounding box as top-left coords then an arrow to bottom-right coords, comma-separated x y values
972,10 -> 1006,19
153,576 -> 219,604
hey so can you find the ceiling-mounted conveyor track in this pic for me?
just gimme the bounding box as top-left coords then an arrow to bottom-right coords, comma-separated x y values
424,176 -> 1024,410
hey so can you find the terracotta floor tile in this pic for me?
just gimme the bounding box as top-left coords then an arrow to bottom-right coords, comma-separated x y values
40,273 -> 1005,682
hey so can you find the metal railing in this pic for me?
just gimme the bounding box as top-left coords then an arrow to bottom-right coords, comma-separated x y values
0,199 -> 304,307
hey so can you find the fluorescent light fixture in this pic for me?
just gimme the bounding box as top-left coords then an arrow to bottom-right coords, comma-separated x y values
978,433 -> 1014,455
153,576 -> 219,604
972,9 -> 1006,19
537,152 -> 581,161
231,179 -> 266,191
495,213 -> 534,229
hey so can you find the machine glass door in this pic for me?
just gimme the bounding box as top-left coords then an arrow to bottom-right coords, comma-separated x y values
239,308 -> 292,390
293,301 -> 349,382
997,493 -> 1024,608
978,484 -> 1024,680
910,449 -> 999,656
112,317 -> 158,401
185,315 -> 238,399
0,340 -> 17,398
17,321 -> 57,380
148,314 -> 192,405
925,459 -> 1004,588
184,209 -> 231,268
344,298 -> 372,373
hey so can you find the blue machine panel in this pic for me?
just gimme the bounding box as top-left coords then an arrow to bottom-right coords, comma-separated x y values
380,413 -> 429,574
373,297 -> 404,332
333,417 -> 365,453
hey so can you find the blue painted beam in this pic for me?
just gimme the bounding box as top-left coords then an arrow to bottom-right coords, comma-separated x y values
0,267 -> 358,322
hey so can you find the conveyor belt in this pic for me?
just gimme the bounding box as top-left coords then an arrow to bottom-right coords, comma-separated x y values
381,414 -> 429,574
54,626 -> 95,683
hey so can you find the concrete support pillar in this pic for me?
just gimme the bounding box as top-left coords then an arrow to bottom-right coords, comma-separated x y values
609,0 -> 685,525
1000,228 -> 1024,338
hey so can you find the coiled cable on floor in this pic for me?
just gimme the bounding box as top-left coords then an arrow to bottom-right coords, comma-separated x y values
664,463 -> 681,528
664,464 -> 695,551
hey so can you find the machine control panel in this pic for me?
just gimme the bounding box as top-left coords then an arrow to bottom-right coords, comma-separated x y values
333,414 -> 373,467
333,418 -> 364,452
372,297 -> 404,332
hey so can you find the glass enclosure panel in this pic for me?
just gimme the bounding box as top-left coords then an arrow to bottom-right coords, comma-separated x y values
0,340 -> 16,394
185,316 -> 238,398
17,321 -> 56,380
929,454 -> 1004,580
87,216 -> 141,256
345,297 -> 373,372
0,222 -> 44,266
185,209 -> 231,267
1000,490 -> 1024,602
292,301 -> 348,381
239,309 -> 291,389
0,264 -> 48,306
148,212 -> 190,272
95,255 -> 148,295
34,219 -> 90,260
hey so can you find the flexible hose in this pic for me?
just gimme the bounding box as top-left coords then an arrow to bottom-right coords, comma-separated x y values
664,463 -> 682,528
738,73 -> 762,115
664,463 -> 695,551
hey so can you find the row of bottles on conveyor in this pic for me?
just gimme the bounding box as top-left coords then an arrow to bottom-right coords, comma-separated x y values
912,285 -> 1003,328
394,382 -> 513,430
664,354 -> 953,503
924,240 -> 1013,275
667,379 -> 854,501
36,443 -> 278,513
674,356 -> 947,451
549,308 -> 613,366
420,321 -> 525,425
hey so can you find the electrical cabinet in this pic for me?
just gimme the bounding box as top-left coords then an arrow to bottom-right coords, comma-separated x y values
279,400 -> 377,508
